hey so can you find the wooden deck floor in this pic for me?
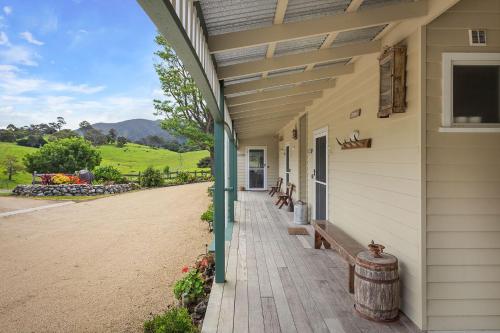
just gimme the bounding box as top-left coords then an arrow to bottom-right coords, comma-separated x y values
202,191 -> 421,333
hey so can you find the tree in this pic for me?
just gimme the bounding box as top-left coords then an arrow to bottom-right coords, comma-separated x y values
79,121 -> 93,131
84,128 -> 107,146
107,128 -> 117,143
153,35 -> 214,167
0,129 -> 16,142
2,155 -> 23,181
23,137 -> 102,173
16,134 -> 47,147
116,136 -> 127,148
48,129 -> 79,141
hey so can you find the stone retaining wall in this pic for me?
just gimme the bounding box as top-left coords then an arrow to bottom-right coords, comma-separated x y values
12,183 -> 140,197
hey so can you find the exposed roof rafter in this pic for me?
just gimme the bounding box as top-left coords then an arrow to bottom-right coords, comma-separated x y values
208,0 -> 427,53
227,79 -> 334,106
229,91 -> 322,113
219,40 -> 380,79
231,106 -> 306,120
225,63 -> 353,95
230,101 -> 311,116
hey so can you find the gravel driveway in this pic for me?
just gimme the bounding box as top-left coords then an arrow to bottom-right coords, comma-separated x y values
0,183 -> 212,332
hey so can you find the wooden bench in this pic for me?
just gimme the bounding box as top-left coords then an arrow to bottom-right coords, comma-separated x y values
268,177 -> 283,197
312,220 -> 365,294
275,183 -> 295,209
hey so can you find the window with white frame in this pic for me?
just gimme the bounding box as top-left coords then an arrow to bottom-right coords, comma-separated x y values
442,53 -> 500,131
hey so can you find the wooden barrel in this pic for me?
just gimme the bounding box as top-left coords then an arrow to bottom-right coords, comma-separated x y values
354,250 -> 399,322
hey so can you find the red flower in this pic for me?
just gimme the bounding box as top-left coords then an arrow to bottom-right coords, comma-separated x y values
181,266 -> 189,273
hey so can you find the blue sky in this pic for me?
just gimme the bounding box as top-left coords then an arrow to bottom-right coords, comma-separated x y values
0,0 -> 163,129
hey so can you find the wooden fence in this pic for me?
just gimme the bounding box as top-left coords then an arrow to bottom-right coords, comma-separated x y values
123,170 -> 211,183
32,170 -> 211,184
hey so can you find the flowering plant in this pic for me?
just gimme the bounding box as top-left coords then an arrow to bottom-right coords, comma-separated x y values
173,268 -> 204,305
51,174 -> 71,184
68,176 -> 84,184
40,174 -> 53,185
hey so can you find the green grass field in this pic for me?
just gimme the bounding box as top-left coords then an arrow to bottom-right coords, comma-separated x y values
0,142 -> 209,189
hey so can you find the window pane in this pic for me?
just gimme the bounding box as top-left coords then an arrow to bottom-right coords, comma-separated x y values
249,149 -> 264,168
315,136 -> 326,183
453,65 -> 500,124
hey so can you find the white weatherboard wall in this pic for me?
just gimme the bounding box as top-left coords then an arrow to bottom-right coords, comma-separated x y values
237,136 -> 279,191
278,121 -> 300,193
425,0 -> 500,330
280,28 -> 426,327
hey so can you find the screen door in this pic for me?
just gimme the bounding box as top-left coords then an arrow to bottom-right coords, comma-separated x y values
248,148 -> 266,190
314,131 -> 327,219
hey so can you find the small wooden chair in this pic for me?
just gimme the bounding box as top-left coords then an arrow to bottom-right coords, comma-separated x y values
275,183 -> 295,209
268,177 -> 283,197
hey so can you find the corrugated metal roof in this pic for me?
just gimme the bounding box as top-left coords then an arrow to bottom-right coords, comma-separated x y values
359,0 -> 413,11
283,0 -> 350,23
274,34 -> 327,57
268,66 -> 306,77
198,0 -> 277,36
214,45 -> 267,67
224,74 -> 262,86
331,25 -> 387,47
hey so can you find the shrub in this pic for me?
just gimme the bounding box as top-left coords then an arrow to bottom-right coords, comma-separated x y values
163,165 -> 170,174
94,166 -> 126,184
176,171 -> 195,184
140,167 -> 164,187
196,156 -> 211,169
23,138 -> 101,173
201,203 -> 213,232
17,135 -> 47,148
173,268 -> 205,305
143,307 -> 198,333
116,136 -> 127,148
51,174 -> 71,184
200,204 -> 213,223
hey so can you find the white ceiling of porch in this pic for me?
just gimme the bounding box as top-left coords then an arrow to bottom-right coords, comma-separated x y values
195,0 -> 419,138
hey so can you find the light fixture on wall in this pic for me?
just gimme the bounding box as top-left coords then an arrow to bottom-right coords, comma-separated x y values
292,126 -> 298,140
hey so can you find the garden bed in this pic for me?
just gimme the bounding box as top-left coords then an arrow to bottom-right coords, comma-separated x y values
12,183 -> 140,197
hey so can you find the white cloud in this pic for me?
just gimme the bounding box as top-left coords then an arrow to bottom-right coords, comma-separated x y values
0,31 -> 9,45
0,45 -> 39,66
19,31 -> 44,46
3,6 -> 12,15
0,65 -> 105,95
48,82 -> 105,94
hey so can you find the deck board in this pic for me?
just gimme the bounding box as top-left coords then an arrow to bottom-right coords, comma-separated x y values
202,191 -> 422,333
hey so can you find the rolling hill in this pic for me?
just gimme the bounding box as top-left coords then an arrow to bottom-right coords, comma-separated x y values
80,119 -> 183,142
0,142 -> 209,189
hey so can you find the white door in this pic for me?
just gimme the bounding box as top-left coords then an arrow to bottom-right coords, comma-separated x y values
313,128 -> 328,220
247,147 -> 267,190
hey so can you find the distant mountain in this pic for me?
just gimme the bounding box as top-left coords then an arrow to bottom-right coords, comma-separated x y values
80,119 -> 182,142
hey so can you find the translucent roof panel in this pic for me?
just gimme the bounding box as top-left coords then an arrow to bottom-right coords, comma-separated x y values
198,0 -> 277,36
283,0 -> 350,23
359,0 -> 413,11
274,34 -> 328,57
267,66 -> 306,78
331,25 -> 387,47
214,45 -> 267,67
224,74 -> 262,86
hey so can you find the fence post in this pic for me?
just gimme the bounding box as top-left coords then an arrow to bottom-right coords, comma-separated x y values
195,170 -> 197,178
138,172 -> 141,184
32,171 -> 36,184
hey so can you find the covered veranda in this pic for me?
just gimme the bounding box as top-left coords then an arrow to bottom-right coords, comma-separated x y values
137,0 -> 460,331
202,191 -> 420,333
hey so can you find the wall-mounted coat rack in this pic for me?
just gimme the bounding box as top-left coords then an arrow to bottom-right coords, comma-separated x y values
336,133 -> 372,150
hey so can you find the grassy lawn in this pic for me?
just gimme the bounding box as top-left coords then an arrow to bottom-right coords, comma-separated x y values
0,142 -> 209,189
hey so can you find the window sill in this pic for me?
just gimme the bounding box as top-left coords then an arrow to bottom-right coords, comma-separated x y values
439,127 -> 500,133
